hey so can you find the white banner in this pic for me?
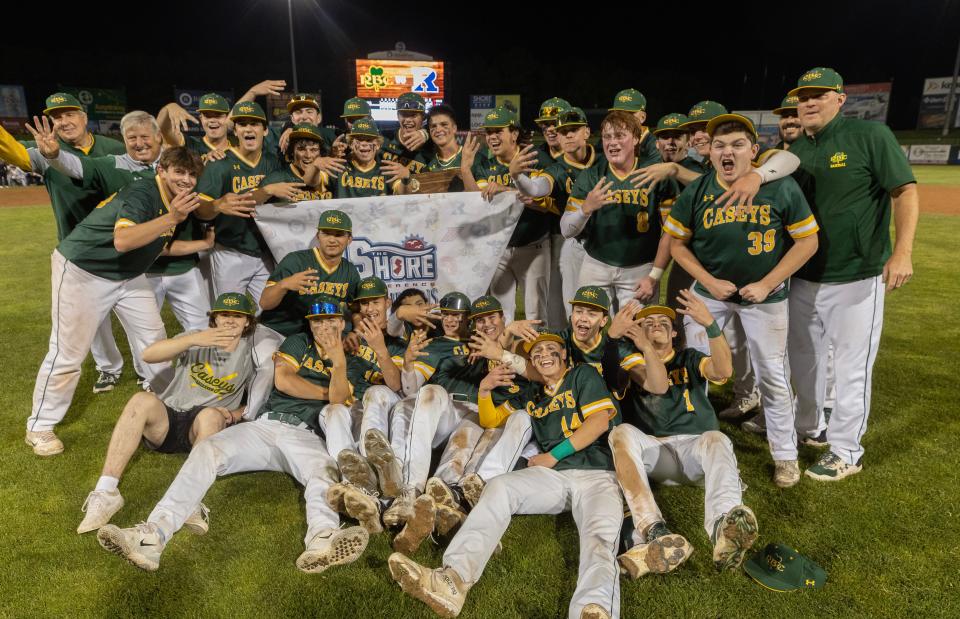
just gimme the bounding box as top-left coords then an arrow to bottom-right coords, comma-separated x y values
254,191 -> 523,303
908,144 -> 951,165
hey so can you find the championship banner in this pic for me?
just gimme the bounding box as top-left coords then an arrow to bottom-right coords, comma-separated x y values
254,192 -> 523,303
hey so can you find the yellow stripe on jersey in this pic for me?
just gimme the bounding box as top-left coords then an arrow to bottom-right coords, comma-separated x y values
698,356 -> 728,386
413,361 -> 436,380
786,214 -> 819,239
0,126 -> 31,171
391,355 -> 404,368
566,196 -> 584,212
265,280 -> 278,287
581,397 -> 616,418
664,215 -> 692,239
274,351 -> 301,370
198,193 -> 216,202
620,353 -> 645,370
114,218 -> 136,230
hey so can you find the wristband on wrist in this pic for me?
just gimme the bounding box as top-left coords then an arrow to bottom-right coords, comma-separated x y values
500,350 -> 526,373
549,438 -> 576,461
705,320 -> 722,338
649,267 -> 664,281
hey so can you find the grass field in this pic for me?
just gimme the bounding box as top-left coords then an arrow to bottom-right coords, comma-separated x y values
1,172 -> 959,618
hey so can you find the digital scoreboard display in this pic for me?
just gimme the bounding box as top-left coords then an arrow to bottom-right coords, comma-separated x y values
354,59 -> 445,124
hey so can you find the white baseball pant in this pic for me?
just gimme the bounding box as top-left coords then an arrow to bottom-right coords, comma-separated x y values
147,418 -> 339,546
317,401 -> 364,460
489,237 -> 550,321
90,316 -> 125,375
559,237 -> 586,312
146,266 -> 211,331
444,466 -> 623,619
546,233 -> 568,329
788,275 -> 884,465
28,251 -> 171,433
723,315 -> 759,401
397,385 -> 473,492
356,385 -> 402,455
245,325 -> 285,421
577,254 -> 655,313
609,424 -> 743,544
684,289 -> 797,461
210,244 -> 272,308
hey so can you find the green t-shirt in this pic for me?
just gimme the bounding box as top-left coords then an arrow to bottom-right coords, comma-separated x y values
789,115 -> 916,283
409,335 -> 471,382
196,147 -> 281,257
512,365 -> 620,471
262,165 -> 333,201
428,355 -> 531,405
23,134 -> 125,240
567,159 -> 679,267
260,249 -> 361,336
57,176 -> 175,280
381,136 -> 430,175
471,149 -> 556,247
263,333 -> 339,430
665,172 -> 818,304
348,334 -> 408,400
426,147 -> 463,172
619,347 -> 721,437
318,160 -> 398,199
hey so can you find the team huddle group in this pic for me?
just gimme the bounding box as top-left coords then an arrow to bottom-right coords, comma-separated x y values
2,64 -> 919,618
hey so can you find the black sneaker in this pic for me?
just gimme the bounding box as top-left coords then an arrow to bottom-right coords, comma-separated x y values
93,371 -> 120,394
645,521 -> 672,542
800,430 -> 829,449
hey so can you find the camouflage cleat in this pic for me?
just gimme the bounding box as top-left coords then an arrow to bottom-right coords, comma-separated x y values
711,505 -> 759,571
805,450 -> 862,481
388,553 -> 470,618
296,526 -> 369,574
393,494 -> 437,554
93,371 -> 121,394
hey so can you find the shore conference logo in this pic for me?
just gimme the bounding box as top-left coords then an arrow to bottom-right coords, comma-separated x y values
349,235 -> 439,301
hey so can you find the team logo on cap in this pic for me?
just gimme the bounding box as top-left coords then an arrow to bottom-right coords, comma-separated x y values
582,289 -> 598,299
325,215 -> 342,224
238,104 -> 255,113
540,106 -> 560,117
801,70 -> 823,82
203,97 -> 217,105
347,101 -> 361,110
361,281 -> 376,289
690,106 -> 705,118
475,299 -> 490,308
785,95 -> 799,105
50,95 -> 67,104
664,117 -> 680,126
223,297 -> 240,306
830,151 -> 847,168
805,579 -> 816,587
618,94 -> 633,102
486,111 -> 498,120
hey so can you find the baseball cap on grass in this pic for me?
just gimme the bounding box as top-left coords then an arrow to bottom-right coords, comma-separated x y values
288,123 -> 325,143
773,94 -> 800,116
197,93 -> 230,114
536,97 -> 571,123
636,305 -> 677,321
680,100 -> 728,130
305,301 -> 344,319
397,92 -> 426,113
43,92 -> 83,115
482,106 -> 518,129
788,67 -> 844,97
210,292 -> 256,315
610,88 -> 647,112
287,94 -> 320,113
440,292 -> 471,313
523,328 -> 566,353
569,286 -> 610,313
342,97 -> 371,119
349,116 -> 381,138
654,113 -> 689,135
744,543 -> 827,592
556,107 -> 588,130
316,209 -> 352,233
230,101 -> 267,124
706,113 -> 759,140
355,276 -> 388,300
469,295 -> 503,319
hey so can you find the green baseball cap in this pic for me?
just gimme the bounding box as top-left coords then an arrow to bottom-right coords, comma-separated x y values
654,113 -> 689,135
439,292 -> 471,313
341,97 -> 371,119
535,97 -> 571,123
556,107 -> 588,130
210,292 -> 256,316
355,276 -> 388,300
288,122 -> 325,143
43,92 -> 83,115
482,106 -> 518,129
469,295 -> 503,319
316,209 -> 352,233
397,92 -> 426,113
197,93 -> 230,114
230,101 -> 267,124
569,286 -> 610,313
773,94 -> 800,116
788,67 -> 844,97
522,328 -> 567,353
287,94 -> 320,113
349,116 -> 381,138
744,543 -> 827,592
636,305 -> 677,322
680,100 -> 728,130
610,88 -> 647,112
305,300 -> 344,319
706,113 -> 759,140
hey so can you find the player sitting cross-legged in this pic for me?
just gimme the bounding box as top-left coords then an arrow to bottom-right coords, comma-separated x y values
77,293 -> 259,535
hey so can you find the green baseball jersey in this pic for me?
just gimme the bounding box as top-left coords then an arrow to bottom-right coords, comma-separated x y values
147,216 -> 205,276
184,135 -> 234,158
260,249 -> 361,336
22,134 -> 125,240
57,176 -> 175,280
265,333 -> 342,430
536,142 -> 565,162
426,147 -> 463,172
318,160 -> 398,198
638,128 -> 662,167
788,115 -> 916,283
262,165 -> 333,201
471,149 -> 556,247
410,336 -> 471,382
511,365 -> 620,471
665,173 -> 818,305
196,148 -> 281,257
428,355 -> 531,405
558,327 -> 607,375
348,334 -> 408,400
381,136 -> 430,175
619,347 -> 722,437
533,147 -> 605,236
567,159 -> 679,267
78,154 -> 155,195
678,156 -> 707,174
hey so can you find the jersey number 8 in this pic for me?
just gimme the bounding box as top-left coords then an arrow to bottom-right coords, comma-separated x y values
747,230 -> 776,255
636,211 -> 650,233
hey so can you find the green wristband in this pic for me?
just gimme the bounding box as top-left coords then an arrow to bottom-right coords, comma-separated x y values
705,321 -> 722,339
549,438 -> 576,461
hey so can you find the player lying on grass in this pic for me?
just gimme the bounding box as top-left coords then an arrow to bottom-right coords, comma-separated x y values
611,297 -> 759,575
389,330 -> 625,619
665,113 -> 819,488
97,302 -> 369,573
77,292 -> 257,534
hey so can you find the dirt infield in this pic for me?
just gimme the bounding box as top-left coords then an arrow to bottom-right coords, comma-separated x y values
1,183 -> 958,214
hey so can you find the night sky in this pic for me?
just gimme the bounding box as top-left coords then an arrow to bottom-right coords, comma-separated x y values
8,0 -> 960,130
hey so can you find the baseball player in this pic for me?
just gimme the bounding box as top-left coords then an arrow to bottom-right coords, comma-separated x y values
257,123 -> 334,201
307,117 -> 402,197
609,88 -> 661,166
787,67 -> 918,481
611,300 -> 759,575
665,113 -> 820,487
389,329 -> 624,619
195,101 -> 279,304
25,147 -> 205,455
424,105 -> 463,172
460,106 -> 555,321
76,292 -> 258,534
265,93 -> 338,158
157,93 -> 234,161
341,96 -> 372,131
97,301 -> 369,573
562,110 -> 678,311
654,113 -> 703,172
772,94 -> 803,150
534,97 -> 571,161
381,92 -> 431,176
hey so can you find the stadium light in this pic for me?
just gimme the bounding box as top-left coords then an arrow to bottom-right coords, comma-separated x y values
287,0 -> 299,93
